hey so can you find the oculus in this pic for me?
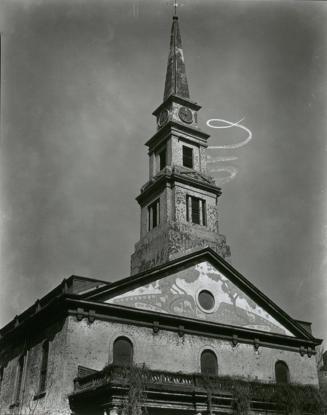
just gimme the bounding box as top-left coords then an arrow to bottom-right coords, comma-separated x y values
198,289 -> 215,312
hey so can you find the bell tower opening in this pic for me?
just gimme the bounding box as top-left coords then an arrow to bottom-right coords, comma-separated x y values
130,16 -> 230,275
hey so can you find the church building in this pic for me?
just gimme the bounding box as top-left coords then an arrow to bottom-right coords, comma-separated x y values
0,15 -> 324,415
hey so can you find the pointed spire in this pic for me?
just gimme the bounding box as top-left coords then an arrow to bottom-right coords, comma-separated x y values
163,16 -> 190,101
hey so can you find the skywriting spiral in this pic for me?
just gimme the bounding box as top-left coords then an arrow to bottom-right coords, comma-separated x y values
206,118 -> 253,184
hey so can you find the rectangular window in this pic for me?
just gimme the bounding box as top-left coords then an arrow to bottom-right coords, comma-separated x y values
14,355 -> 25,403
183,146 -> 193,168
39,341 -> 49,393
186,196 -> 206,226
148,199 -> 160,231
159,148 -> 167,170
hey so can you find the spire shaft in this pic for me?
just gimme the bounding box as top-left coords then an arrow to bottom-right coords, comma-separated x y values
163,17 -> 190,101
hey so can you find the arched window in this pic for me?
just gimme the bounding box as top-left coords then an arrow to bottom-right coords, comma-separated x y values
201,350 -> 218,376
275,361 -> 290,384
113,337 -> 133,366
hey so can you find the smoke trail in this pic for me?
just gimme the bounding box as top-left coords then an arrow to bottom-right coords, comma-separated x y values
206,118 -> 253,184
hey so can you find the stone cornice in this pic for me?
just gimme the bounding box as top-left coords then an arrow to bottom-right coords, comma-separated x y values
0,251 -> 322,353
0,289 -> 321,353
136,170 -> 222,206
152,94 -> 201,117
145,120 -> 210,151
65,297 -> 321,354
85,248 -> 320,344
0,275 -> 110,343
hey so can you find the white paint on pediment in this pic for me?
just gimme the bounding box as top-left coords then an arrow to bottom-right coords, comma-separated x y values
105,261 -> 294,337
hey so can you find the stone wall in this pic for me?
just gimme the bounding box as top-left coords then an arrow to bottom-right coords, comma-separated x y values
0,319 -> 70,415
0,316 -> 319,414
134,179 -> 228,274
63,317 -> 319,387
171,135 -> 202,172
131,220 -> 230,275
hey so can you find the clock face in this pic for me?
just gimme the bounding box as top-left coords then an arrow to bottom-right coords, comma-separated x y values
178,107 -> 193,124
158,109 -> 169,127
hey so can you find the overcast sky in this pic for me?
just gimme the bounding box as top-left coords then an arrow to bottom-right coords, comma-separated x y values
0,0 -> 327,344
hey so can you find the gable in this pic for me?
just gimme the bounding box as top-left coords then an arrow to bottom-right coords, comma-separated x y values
105,261 -> 294,337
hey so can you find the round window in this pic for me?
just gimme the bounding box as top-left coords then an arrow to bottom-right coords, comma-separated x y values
198,290 -> 215,311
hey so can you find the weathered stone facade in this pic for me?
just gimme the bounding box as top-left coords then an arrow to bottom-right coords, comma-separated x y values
0,13 -> 324,415
131,174 -> 230,274
1,316 -> 318,415
0,319 -> 69,415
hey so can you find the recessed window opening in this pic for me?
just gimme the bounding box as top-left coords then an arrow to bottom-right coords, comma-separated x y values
159,148 -> 167,170
14,354 -> 25,403
201,350 -> 218,376
186,196 -> 206,226
113,337 -> 133,366
148,199 -> 160,231
39,341 -> 49,393
183,146 -> 193,168
198,290 -> 215,311
275,361 -> 290,384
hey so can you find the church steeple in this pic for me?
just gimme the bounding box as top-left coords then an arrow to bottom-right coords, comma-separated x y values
130,16 -> 230,275
163,16 -> 190,101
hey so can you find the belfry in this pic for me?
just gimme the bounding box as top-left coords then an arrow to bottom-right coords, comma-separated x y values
0,12 -> 323,415
131,16 -> 230,275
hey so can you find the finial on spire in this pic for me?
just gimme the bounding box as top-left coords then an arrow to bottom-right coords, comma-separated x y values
167,1 -> 183,19
173,1 -> 178,17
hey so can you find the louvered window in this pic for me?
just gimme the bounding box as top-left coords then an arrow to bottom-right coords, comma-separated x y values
113,337 -> 133,366
186,196 -> 206,226
201,350 -> 218,376
148,199 -> 160,231
275,361 -> 289,384
14,354 -> 25,403
39,341 -> 49,393
183,146 -> 193,168
159,148 -> 167,170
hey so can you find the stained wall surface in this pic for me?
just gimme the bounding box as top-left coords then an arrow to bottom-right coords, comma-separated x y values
0,319 -> 71,415
0,315 -> 319,415
63,317 -> 319,386
108,261 -> 293,336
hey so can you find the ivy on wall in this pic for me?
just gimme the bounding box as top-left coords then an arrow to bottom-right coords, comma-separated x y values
199,375 -> 325,415
100,366 -> 325,415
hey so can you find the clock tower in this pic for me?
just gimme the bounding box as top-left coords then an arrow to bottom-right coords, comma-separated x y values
130,16 -> 230,275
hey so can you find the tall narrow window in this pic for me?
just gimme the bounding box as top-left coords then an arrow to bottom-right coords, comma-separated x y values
0,366 -> 3,395
183,146 -> 193,168
148,199 -> 160,231
159,148 -> 167,170
113,337 -> 133,366
39,341 -> 49,393
14,354 -> 25,403
186,196 -> 206,226
201,350 -> 218,376
275,361 -> 290,384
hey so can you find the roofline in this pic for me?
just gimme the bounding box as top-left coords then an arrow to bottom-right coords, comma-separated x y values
64,297 -> 322,351
0,282 -> 322,352
152,95 -> 201,116
0,275 -> 110,336
85,247 -> 318,342
0,249 -> 321,348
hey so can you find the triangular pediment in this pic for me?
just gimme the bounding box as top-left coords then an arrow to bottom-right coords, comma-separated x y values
103,257 -> 296,337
